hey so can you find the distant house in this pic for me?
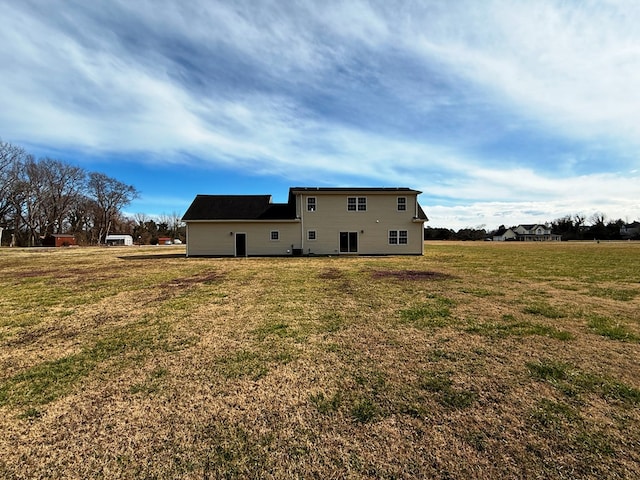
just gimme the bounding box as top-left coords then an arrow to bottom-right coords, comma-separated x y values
620,221 -> 640,239
182,187 -> 428,257
105,234 -> 134,246
42,233 -> 77,247
492,227 -> 517,241
492,224 -> 561,241
158,237 -> 172,245
513,224 -> 561,241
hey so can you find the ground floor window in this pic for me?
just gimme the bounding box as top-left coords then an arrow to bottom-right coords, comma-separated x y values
389,230 -> 408,244
307,230 -> 316,241
270,230 -> 279,241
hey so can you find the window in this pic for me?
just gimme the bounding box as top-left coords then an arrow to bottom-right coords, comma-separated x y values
389,230 -> 408,245
307,197 -> 316,212
340,232 -> 358,252
348,196 -> 367,211
270,230 -> 279,241
397,197 -> 406,211
307,230 -> 316,241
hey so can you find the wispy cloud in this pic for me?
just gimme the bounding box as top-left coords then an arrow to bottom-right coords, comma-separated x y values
0,0 -> 638,229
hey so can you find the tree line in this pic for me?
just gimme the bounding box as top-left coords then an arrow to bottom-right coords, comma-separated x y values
0,140 -> 184,247
424,213 -> 639,241
547,214 -> 636,241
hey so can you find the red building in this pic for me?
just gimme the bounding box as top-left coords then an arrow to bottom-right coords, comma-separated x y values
42,234 -> 77,247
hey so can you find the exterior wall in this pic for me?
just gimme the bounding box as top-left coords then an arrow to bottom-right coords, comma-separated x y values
106,235 -> 133,246
186,221 -> 300,256
493,229 -> 516,241
55,236 -> 77,247
621,223 -> 640,238
43,235 -> 76,247
295,192 -> 424,255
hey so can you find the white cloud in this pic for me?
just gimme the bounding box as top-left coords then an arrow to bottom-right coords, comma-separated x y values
425,170 -> 640,230
408,1 -> 640,145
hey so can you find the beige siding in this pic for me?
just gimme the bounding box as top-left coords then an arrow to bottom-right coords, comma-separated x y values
186,221 -> 300,256
296,192 -> 423,255
185,190 -> 426,256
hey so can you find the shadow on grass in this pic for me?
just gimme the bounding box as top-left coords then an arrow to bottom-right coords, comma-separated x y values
118,253 -> 186,260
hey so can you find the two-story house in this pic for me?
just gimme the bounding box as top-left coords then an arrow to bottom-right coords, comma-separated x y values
182,187 -> 428,256
512,224 -> 561,241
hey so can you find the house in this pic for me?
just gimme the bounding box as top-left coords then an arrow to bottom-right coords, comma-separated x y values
492,227 -> 517,241
42,233 -> 77,247
105,234 -> 134,246
512,224 -> 561,241
620,221 -> 640,239
182,187 -> 428,257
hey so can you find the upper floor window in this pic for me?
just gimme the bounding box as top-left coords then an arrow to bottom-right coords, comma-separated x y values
307,197 -> 316,212
397,197 -> 407,211
348,197 -> 367,211
270,230 -> 279,241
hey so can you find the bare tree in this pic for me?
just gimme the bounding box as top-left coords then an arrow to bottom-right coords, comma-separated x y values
0,140 -> 27,223
38,158 -> 87,234
11,155 -> 46,246
68,196 -> 98,244
87,172 -> 139,244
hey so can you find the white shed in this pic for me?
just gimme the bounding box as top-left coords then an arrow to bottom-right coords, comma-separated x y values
105,234 -> 134,246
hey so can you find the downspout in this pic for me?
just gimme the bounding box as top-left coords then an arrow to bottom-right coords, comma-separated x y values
416,195 -> 424,256
185,222 -> 189,257
300,194 -> 304,253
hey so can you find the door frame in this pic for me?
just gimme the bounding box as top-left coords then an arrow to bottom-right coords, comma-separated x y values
235,232 -> 247,257
339,231 -> 358,253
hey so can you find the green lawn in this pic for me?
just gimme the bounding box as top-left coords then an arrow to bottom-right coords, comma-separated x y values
1,242 -> 639,479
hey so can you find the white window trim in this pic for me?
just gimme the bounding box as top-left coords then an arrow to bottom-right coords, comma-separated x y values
389,230 -> 408,245
348,196 -> 367,212
307,197 -> 316,212
397,196 -> 407,211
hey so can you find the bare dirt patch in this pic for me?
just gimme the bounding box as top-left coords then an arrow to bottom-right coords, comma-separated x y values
371,269 -> 454,280
318,268 -> 343,280
162,271 -> 224,288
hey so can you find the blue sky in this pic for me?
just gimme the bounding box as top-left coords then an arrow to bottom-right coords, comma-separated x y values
1,0 -> 639,230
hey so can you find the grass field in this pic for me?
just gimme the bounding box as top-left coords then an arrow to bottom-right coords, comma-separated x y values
1,241 -> 639,479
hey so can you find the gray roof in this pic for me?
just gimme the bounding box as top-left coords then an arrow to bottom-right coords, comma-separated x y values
182,195 -> 296,221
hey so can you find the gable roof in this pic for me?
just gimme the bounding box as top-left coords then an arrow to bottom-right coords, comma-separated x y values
182,195 -> 296,221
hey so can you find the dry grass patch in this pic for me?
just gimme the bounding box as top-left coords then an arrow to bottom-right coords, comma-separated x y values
1,242 -> 639,479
